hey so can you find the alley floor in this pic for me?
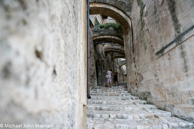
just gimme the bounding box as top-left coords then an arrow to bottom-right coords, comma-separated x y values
87,85 -> 194,129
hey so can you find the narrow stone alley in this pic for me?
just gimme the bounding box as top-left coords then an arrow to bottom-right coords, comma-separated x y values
0,0 -> 194,129
87,85 -> 194,129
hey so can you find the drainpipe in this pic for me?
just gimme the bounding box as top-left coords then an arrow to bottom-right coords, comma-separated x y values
101,60 -> 103,86
87,0 -> 91,99
101,42 -> 104,86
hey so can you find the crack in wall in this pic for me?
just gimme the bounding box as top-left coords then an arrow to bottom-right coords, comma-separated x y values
166,0 -> 181,35
137,0 -> 145,31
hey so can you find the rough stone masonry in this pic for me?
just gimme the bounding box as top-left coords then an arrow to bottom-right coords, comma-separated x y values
0,0 -> 194,129
127,0 -> 194,122
0,0 -> 87,129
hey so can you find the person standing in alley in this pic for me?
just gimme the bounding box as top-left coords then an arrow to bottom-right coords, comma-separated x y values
113,72 -> 118,86
107,69 -> 112,87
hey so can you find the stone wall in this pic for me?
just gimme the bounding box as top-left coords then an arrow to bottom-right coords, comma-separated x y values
128,0 -> 194,122
0,0 -> 87,129
90,30 -> 97,87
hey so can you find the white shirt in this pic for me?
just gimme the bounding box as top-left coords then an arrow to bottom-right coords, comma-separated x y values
107,70 -> 112,78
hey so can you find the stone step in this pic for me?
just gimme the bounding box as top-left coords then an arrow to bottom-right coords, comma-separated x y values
93,85 -> 126,89
87,110 -> 171,120
92,87 -> 126,89
91,90 -> 127,92
91,87 -> 127,90
87,123 -> 164,129
90,93 -> 131,97
87,117 -> 193,129
87,99 -> 147,105
91,87 -> 127,91
87,104 -> 157,112
158,116 -> 194,128
90,96 -> 140,101
87,118 -> 164,129
88,124 -> 164,129
90,90 -> 129,94
87,86 -> 194,129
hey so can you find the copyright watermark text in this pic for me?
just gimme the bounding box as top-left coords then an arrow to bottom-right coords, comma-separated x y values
0,124 -> 54,128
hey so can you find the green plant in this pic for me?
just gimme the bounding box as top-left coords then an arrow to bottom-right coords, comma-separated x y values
99,23 -> 122,31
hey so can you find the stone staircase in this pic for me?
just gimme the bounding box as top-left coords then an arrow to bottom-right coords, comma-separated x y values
87,85 -> 194,129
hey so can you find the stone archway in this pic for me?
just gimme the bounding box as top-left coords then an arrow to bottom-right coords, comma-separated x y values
89,2 -> 131,34
93,35 -> 123,46
104,48 -> 124,55
90,0 -> 132,16
112,55 -> 125,61
89,1 -> 133,89
104,44 -> 124,55
91,24 -> 124,46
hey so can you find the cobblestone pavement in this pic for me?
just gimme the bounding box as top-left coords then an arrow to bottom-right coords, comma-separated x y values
87,85 -> 194,129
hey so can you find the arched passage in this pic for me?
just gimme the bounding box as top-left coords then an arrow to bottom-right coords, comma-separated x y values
89,0 -> 131,16
89,2 -> 131,34
112,55 -> 125,61
103,44 -> 124,55
105,49 -> 125,55
88,0 -> 194,126
89,1 -> 132,88
93,35 -> 123,46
